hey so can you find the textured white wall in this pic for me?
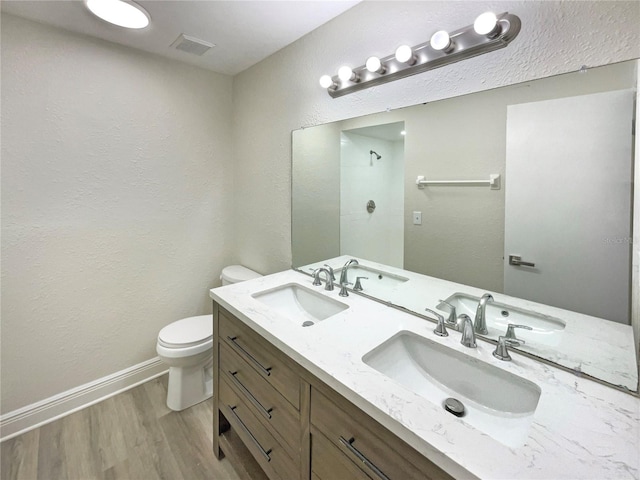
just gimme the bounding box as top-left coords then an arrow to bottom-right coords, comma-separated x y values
232,0 -> 640,275
1,14 -> 234,413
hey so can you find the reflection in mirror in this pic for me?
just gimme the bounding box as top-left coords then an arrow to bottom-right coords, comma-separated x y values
340,122 -> 405,268
292,59 -> 639,393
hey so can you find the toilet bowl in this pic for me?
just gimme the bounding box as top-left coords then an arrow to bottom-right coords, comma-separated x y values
156,315 -> 213,411
156,265 -> 262,411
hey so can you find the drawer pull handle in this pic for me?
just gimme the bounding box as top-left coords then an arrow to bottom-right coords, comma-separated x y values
339,436 -> 390,480
228,405 -> 272,463
228,371 -> 273,420
227,336 -> 272,377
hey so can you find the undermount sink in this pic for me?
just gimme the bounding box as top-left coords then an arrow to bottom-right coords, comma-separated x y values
338,264 -> 409,294
252,283 -> 348,327
439,293 -> 566,347
363,331 -> 541,448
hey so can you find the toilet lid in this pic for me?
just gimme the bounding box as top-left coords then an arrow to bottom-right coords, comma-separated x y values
158,315 -> 213,348
221,265 -> 262,284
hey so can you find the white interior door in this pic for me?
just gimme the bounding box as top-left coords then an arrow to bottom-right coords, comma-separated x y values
504,90 -> 634,324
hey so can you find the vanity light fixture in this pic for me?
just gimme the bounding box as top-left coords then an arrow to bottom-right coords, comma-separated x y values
365,56 -> 386,74
430,30 -> 454,52
319,75 -> 336,89
319,11 -> 521,98
338,65 -> 359,83
395,45 -> 417,65
85,0 -> 150,29
473,12 -> 501,37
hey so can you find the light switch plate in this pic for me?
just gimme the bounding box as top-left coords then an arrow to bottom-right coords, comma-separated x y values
413,211 -> 422,225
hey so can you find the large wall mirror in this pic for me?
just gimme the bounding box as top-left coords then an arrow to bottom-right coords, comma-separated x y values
292,59 -> 639,393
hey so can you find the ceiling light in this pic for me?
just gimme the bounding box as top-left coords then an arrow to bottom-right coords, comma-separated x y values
85,0 -> 150,29
474,12 -> 500,37
430,31 -> 453,52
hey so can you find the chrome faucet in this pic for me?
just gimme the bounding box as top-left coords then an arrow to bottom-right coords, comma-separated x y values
339,258 -> 359,286
425,308 -> 448,337
438,299 -> 458,327
353,276 -> 367,291
504,323 -> 533,344
323,264 -> 336,281
474,293 -> 494,335
312,267 -> 334,291
459,314 -> 476,348
493,336 -> 520,361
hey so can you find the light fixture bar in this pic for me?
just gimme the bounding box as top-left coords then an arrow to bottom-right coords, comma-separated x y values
324,12 -> 521,98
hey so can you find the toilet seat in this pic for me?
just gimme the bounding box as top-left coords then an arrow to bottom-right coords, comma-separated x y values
157,315 -> 212,358
158,315 -> 212,348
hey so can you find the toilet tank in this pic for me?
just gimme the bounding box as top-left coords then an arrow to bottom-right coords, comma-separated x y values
221,265 -> 262,285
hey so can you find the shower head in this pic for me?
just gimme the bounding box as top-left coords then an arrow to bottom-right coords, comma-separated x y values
370,150 -> 382,160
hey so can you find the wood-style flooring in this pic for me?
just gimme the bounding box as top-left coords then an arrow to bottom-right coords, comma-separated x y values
1,375 -> 242,480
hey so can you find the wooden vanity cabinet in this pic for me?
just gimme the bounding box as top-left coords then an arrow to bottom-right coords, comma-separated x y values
212,303 -> 453,480
309,386 -> 453,480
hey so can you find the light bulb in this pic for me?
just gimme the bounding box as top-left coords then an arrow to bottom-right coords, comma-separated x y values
85,0 -> 150,29
474,12 -> 500,37
430,30 -> 453,52
319,75 -> 334,89
395,45 -> 416,65
365,56 -> 386,74
338,66 -> 356,82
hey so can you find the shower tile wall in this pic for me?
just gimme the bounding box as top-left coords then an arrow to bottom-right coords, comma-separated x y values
340,132 -> 404,267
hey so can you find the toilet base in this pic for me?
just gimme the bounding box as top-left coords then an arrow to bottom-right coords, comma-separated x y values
166,359 -> 213,411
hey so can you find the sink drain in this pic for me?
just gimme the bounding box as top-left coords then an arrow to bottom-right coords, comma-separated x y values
443,397 -> 465,417
302,320 -> 314,327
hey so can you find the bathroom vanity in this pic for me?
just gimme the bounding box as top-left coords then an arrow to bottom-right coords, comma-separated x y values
213,304 -> 451,480
210,269 -> 640,479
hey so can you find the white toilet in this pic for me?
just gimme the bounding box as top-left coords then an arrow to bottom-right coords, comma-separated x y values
156,265 -> 262,411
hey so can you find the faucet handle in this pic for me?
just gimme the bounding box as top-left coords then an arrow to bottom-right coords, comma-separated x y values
505,324 -> 533,344
493,335 -> 521,361
425,308 -> 448,337
353,276 -> 368,291
438,299 -> 457,326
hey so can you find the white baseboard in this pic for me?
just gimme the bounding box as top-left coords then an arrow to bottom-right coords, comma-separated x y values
0,357 -> 168,442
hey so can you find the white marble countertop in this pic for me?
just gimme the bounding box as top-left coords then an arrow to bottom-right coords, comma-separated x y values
211,268 -> 640,480
300,255 -> 638,391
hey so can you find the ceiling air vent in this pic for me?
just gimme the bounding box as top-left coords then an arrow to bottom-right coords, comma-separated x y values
170,34 -> 215,56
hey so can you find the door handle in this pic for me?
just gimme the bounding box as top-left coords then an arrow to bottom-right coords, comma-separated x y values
509,255 -> 535,267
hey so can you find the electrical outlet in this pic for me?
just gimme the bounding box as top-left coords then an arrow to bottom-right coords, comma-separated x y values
413,211 -> 422,225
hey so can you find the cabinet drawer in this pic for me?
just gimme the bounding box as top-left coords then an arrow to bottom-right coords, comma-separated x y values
219,377 -> 298,480
219,309 -> 300,409
311,426 -> 371,480
220,341 -> 300,453
311,387 -> 452,480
